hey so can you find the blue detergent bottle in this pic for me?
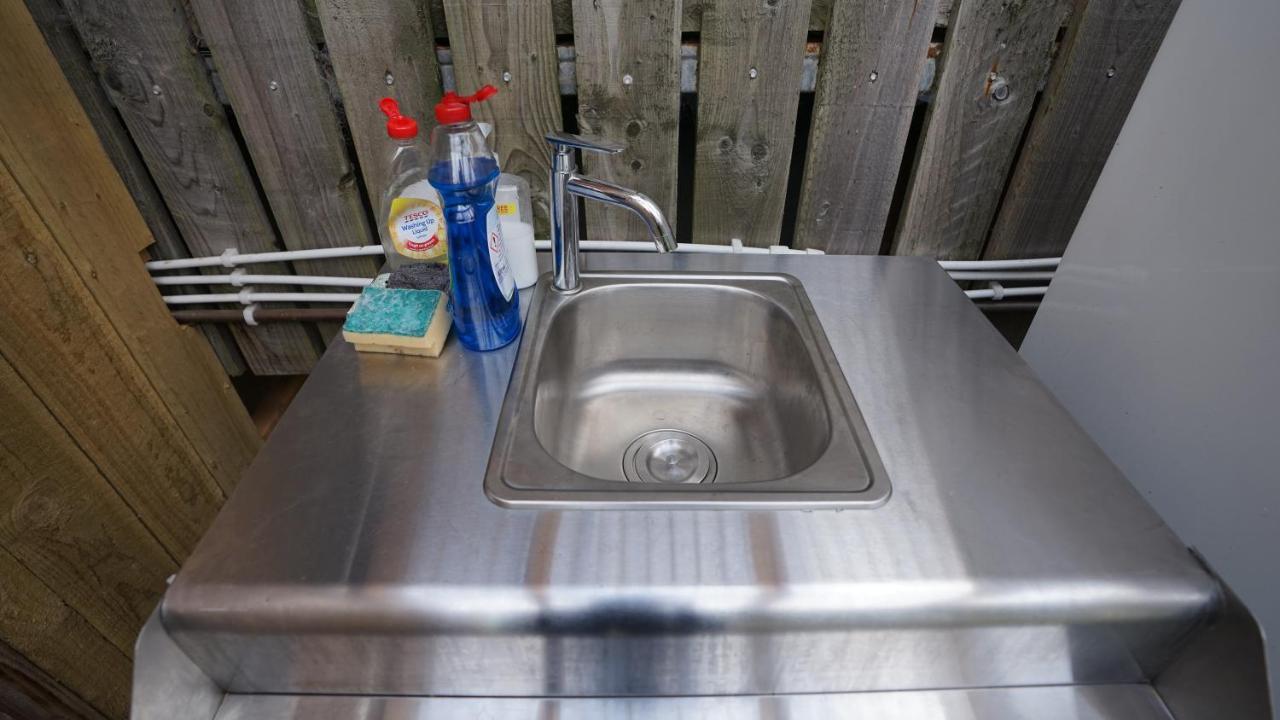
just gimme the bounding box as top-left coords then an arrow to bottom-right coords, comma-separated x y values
427,86 -> 521,351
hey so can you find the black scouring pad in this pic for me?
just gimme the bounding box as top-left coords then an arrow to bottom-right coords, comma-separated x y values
388,262 -> 451,292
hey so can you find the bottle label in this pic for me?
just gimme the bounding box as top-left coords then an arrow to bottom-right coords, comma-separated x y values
388,196 -> 448,261
486,206 -> 516,301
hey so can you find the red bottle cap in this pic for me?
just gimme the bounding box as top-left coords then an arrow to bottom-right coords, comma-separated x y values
434,85 -> 498,124
378,98 -> 418,139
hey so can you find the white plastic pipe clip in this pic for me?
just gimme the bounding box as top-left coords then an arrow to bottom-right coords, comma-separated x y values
987,281 -> 1005,300
242,304 -> 259,326
238,286 -> 256,305
220,248 -> 240,268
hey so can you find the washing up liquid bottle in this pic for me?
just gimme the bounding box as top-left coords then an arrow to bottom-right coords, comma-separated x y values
427,86 -> 520,352
377,98 -> 448,269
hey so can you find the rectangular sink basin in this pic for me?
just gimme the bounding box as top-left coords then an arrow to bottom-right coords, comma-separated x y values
485,272 -> 890,508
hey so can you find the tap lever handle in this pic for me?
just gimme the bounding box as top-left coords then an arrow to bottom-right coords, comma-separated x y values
545,132 -> 624,155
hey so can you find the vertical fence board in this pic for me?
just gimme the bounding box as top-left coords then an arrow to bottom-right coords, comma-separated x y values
572,0 -> 681,241
57,0 -> 320,375
189,0 -> 380,288
432,0 -> 956,38
23,0 -> 247,377
692,0 -> 813,247
0,356 -> 177,658
317,0 -> 444,210
0,547 -> 130,719
984,0 -> 1179,259
892,0 -> 1068,259
795,0 -> 939,253
443,0 -> 562,235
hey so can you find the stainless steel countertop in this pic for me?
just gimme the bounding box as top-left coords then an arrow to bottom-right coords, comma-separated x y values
213,685 -> 1174,720
163,254 -> 1220,697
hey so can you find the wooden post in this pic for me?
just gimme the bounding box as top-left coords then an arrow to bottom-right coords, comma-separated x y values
572,0 -> 682,241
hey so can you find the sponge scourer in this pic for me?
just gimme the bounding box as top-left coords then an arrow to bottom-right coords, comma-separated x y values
342,286 -> 450,357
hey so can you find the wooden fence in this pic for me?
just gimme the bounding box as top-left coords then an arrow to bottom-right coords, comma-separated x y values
28,0 -> 1179,378
2,4 -> 262,717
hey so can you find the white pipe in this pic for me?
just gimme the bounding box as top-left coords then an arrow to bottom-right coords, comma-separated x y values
162,292 -> 360,305
531,239 -> 820,255
938,258 -> 1060,270
151,268 -> 1050,287
153,274 -> 372,288
145,242 -> 1061,272
965,286 -> 1049,300
947,271 -> 1056,281
145,245 -> 385,271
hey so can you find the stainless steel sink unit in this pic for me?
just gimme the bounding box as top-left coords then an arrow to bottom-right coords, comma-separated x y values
136,254 -> 1273,720
486,271 -> 890,507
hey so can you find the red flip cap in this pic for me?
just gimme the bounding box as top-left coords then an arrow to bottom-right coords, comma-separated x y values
434,85 -> 498,124
379,98 -> 418,139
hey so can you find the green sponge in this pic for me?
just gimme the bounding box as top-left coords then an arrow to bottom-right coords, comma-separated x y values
342,286 -> 451,357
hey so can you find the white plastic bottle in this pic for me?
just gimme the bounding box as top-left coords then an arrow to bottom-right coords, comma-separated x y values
377,98 -> 448,269
495,173 -> 533,226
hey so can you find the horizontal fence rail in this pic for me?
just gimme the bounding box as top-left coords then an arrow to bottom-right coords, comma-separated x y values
28,0 -> 1181,375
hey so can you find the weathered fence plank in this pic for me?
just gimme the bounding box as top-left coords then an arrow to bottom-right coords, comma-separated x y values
983,0 -> 1180,259
24,0 -> 247,378
58,0 -> 320,374
428,0 -> 955,39
572,0 -> 682,241
0,548 -> 130,719
795,0 -> 939,253
317,0 -> 445,207
189,0 -> 380,290
892,0 -> 1069,259
0,165 -> 228,558
443,0 -> 562,234
0,0 -> 260,495
692,0 -> 813,246
0,356 -> 177,658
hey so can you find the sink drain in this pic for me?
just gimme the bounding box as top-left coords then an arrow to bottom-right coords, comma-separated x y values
622,430 -> 717,484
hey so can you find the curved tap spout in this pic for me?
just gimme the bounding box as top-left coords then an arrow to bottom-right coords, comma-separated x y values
546,132 -> 676,292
